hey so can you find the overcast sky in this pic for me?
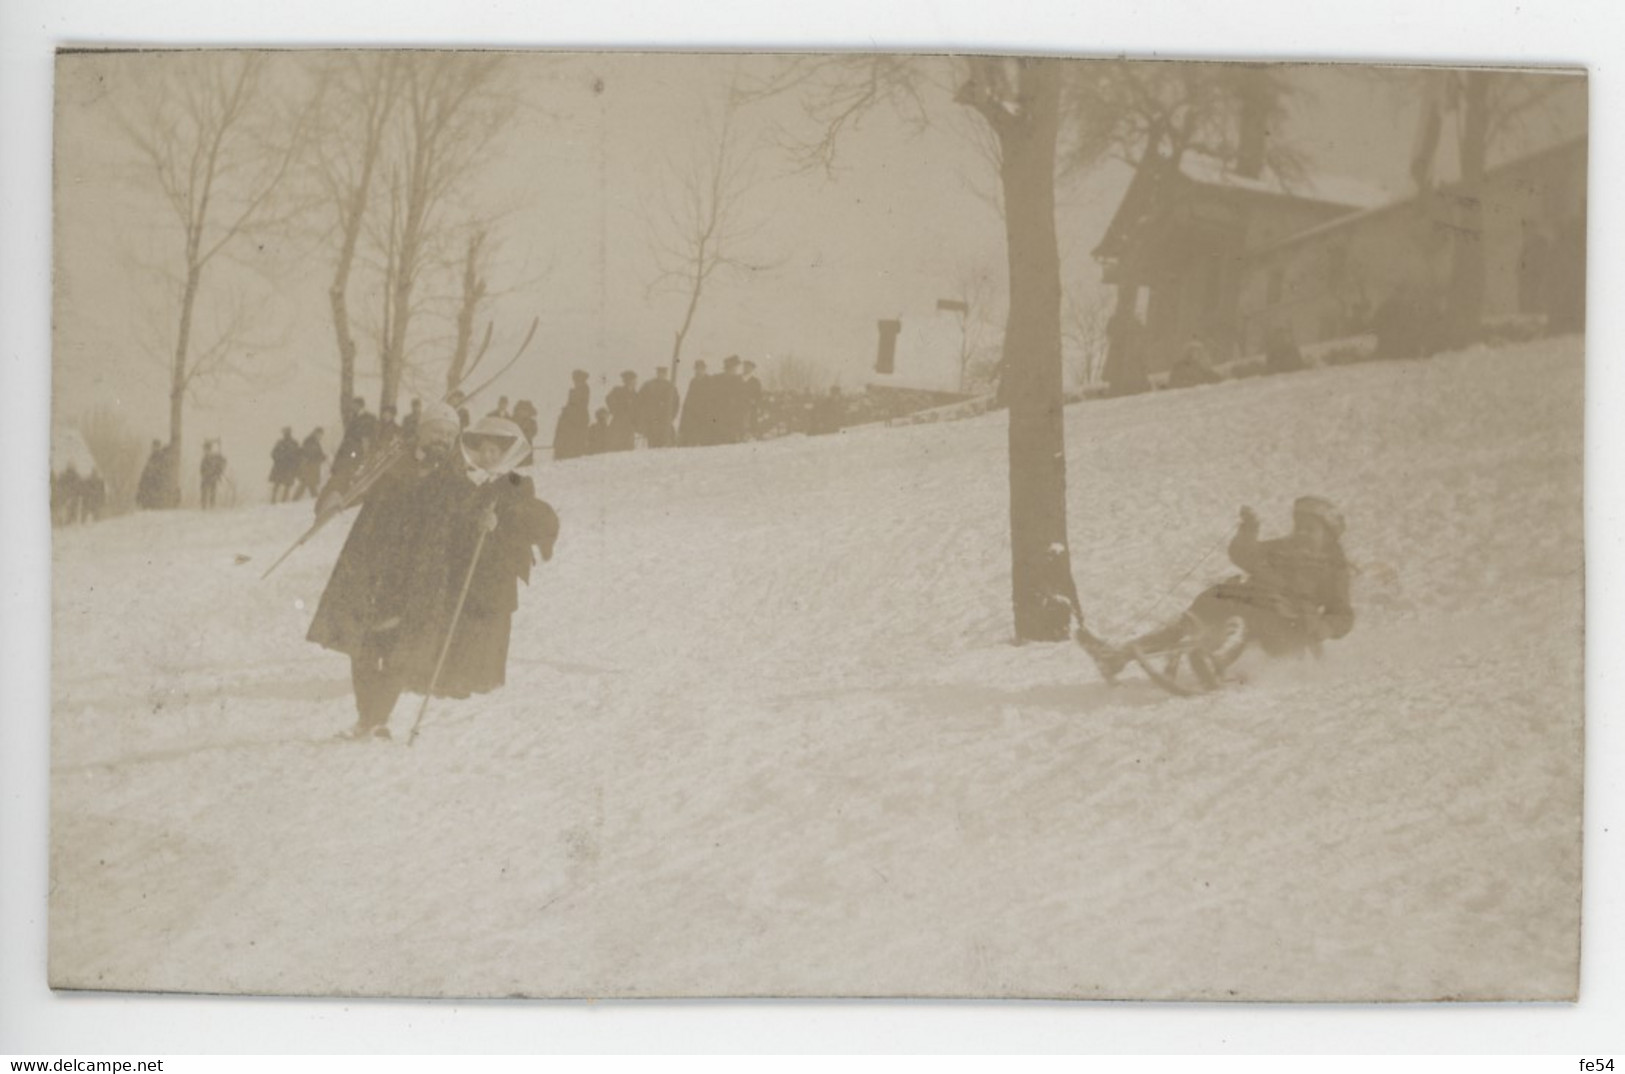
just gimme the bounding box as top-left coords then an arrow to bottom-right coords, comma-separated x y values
51,53 -> 1584,473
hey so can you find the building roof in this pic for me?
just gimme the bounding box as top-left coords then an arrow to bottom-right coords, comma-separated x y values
1176,153 -> 1391,212
1243,135 -> 1588,260
1093,151 -> 1388,266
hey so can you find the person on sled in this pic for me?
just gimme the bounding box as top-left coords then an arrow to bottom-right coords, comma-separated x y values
1085,495 -> 1354,685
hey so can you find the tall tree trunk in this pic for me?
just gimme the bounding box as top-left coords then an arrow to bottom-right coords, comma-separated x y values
1449,72 -> 1490,348
445,231 -> 487,393
997,60 -> 1079,642
330,277 -> 357,416
383,250 -> 414,412
166,264 -> 201,508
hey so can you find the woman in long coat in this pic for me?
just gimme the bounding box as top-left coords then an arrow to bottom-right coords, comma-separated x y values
552,370 -> 591,461
391,417 -> 560,701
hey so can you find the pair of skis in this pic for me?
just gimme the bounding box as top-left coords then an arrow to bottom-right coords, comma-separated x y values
260,316 -> 539,581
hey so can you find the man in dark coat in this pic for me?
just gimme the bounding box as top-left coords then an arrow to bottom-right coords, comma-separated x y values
553,371 -> 591,461
200,440 -> 227,509
1085,496 -> 1355,682
269,427 -> 300,503
136,441 -> 168,510
295,428 -> 326,501
511,399 -> 540,444
636,366 -> 680,448
322,397 -> 378,508
678,360 -> 711,446
605,371 -> 640,451
711,355 -> 747,444
586,407 -> 611,455
307,403 -> 465,740
386,417 -> 560,711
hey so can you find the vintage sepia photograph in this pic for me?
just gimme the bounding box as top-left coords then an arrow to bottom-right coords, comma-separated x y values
47,49 -> 1586,1002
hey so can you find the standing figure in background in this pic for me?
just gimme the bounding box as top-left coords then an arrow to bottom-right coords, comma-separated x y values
712,356 -> 747,444
553,370 -> 591,461
136,440 -> 168,510
586,407 -> 612,455
200,440 -> 227,510
606,371 -> 639,451
269,427 -> 300,503
511,400 -> 540,444
678,360 -> 711,446
322,397 -> 378,509
376,405 -> 402,453
637,366 -> 680,448
294,428 -> 326,502
400,398 -> 424,445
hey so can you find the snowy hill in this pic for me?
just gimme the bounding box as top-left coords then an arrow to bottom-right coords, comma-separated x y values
49,336 -> 1584,1001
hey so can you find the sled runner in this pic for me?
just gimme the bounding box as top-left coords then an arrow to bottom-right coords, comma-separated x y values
1078,609 -> 1251,697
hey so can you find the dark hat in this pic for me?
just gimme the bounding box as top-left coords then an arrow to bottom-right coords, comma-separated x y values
621,370 -> 637,382
724,355 -> 741,369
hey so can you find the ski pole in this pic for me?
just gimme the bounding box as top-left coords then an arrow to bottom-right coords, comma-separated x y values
408,515 -> 494,747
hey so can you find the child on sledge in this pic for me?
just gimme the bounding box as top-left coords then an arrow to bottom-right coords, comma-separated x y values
1083,495 -> 1355,683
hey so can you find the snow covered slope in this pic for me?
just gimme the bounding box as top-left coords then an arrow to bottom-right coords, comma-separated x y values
49,336 -> 1584,1001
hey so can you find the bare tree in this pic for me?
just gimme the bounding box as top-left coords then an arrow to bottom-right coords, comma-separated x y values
1067,61 -> 1308,182
113,53 -> 313,505
764,352 -> 835,395
949,260 -> 1007,394
76,405 -> 146,517
368,53 -> 517,412
755,55 -> 1089,641
310,53 -> 401,417
1063,282 -> 1115,388
644,81 -> 774,381
444,228 -> 491,394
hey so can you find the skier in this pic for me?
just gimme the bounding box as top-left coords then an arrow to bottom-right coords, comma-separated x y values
306,403 -> 462,740
387,416 -> 560,719
1084,496 -> 1355,684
